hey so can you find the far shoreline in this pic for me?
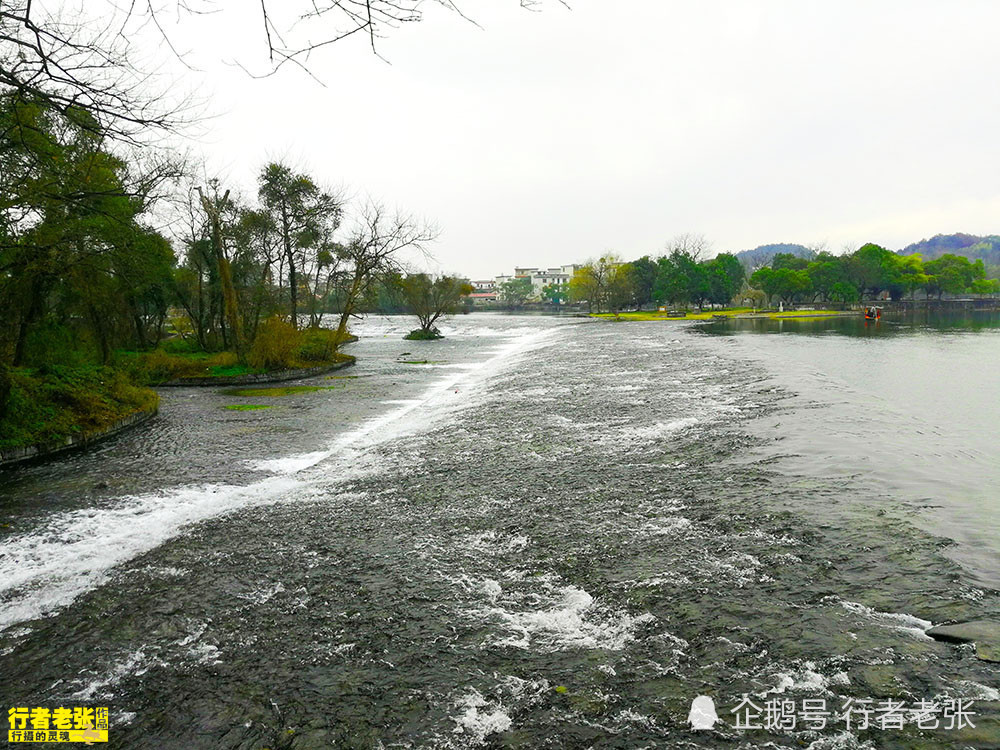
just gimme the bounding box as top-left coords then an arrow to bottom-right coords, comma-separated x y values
591,309 -> 860,322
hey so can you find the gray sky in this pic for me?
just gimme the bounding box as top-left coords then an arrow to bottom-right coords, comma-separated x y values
151,1 -> 1000,277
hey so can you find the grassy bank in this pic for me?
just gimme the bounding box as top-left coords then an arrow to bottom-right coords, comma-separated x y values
0,365 -> 158,453
118,323 -> 355,385
592,308 -> 853,321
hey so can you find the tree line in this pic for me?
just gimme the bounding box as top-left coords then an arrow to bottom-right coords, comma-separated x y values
564,237 -> 1000,314
0,92 -> 442,378
749,244 -> 1000,306
567,235 -> 746,313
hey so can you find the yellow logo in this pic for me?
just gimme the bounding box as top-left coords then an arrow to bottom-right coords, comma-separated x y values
7,707 -> 109,743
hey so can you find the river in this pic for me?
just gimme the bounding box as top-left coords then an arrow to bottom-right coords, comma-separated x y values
1,311 -> 998,749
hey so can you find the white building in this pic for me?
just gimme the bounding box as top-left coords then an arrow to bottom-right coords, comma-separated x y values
519,265 -> 580,299
488,264 -> 581,303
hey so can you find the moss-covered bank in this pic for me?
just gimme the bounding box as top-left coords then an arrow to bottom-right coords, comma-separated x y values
118,324 -> 358,386
0,365 -> 159,464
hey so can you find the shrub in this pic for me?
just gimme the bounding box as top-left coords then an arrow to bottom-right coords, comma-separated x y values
403,327 -> 443,341
298,327 -> 339,362
249,316 -> 301,370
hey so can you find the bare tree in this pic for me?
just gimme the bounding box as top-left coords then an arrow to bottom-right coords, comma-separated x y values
0,2 -> 188,140
664,233 -> 711,262
334,201 -> 436,340
244,1 -> 569,74
1,1 -> 567,139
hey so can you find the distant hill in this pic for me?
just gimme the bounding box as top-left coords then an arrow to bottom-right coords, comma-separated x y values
734,243 -> 813,270
899,233 -> 1000,268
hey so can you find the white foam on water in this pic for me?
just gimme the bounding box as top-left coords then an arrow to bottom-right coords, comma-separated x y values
805,733 -> 877,750
251,451 -> 330,474
138,565 -> 188,579
465,531 -> 530,555
839,601 -> 932,639
236,581 -> 285,605
0,473 -> 303,632
617,417 -> 700,443
451,689 -> 512,745
762,661 -> 837,696
488,584 -> 656,652
0,326 -> 557,633
69,648 -> 163,701
953,680 -> 1000,701
187,641 -> 221,665
441,573 -> 504,603
614,709 -> 658,729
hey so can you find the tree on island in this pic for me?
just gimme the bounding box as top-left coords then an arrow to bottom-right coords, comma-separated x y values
399,274 -> 473,340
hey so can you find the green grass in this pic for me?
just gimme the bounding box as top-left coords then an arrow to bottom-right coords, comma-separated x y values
223,385 -> 340,398
117,344 -> 353,385
210,364 -> 256,377
0,365 -> 158,451
224,404 -> 274,411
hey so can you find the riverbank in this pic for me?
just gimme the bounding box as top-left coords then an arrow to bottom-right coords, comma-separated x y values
158,353 -> 354,386
0,366 -> 159,466
592,308 -> 855,321
1,328 -> 358,467
120,330 -> 359,386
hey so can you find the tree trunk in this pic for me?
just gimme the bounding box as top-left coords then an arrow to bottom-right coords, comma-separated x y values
336,272 -> 364,343
89,303 -> 111,364
197,187 -> 244,361
12,277 -> 44,366
281,204 -> 298,329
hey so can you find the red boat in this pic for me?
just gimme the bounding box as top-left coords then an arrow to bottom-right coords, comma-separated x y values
864,305 -> 882,321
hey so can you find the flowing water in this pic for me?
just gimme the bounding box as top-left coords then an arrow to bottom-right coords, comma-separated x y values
1,311 -> 999,749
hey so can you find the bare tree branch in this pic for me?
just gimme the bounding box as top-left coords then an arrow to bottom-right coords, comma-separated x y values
1,1 -> 568,137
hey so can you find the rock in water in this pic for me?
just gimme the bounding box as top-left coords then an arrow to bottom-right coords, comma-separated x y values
926,620 -> 1000,663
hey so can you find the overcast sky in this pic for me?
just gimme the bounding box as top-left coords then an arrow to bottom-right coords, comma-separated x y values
146,1 -> 1000,278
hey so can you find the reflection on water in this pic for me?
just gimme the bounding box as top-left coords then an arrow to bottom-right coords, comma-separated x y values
698,309 -> 1000,589
698,308 -> 1000,337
